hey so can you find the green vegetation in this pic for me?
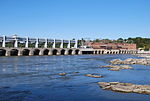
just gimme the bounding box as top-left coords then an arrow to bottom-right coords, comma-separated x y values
47,42 -> 53,48
92,37 -> 150,50
55,43 -> 61,48
126,37 -> 150,50
5,42 -> 14,47
28,43 -> 35,48
38,42 -> 45,48
18,43 -> 25,47
78,38 -> 86,47
63,43 -> 68,48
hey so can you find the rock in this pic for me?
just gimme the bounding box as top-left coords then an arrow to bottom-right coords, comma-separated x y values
101,65 -> 119,68
98,82 -> 111,89
110,59 -> 122,64
119,65 -> 132,69
98,82 -> 150,95
142,89 -> 150,95
101,65 -> 113,68
108,68 -> 120,71
109,82 -> 120,85
111,85 -> 133,93
85,74 -> 103,78
58,73 -> 67,76
101,65 -> 132,71
133,89 -> 143,94
124,58 -> 133,62
110,58 -> 150,66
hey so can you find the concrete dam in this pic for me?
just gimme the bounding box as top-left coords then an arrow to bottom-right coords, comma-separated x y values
0,35 -> 137,56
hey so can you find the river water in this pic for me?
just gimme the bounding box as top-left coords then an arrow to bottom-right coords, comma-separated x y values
0,54 -> 150,101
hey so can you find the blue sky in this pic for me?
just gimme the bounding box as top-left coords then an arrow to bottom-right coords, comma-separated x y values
0,0 -> 150,39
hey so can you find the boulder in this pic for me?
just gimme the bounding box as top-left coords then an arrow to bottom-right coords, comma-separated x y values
111,85 -> 133,93
58,73 -> 67,76
101,65 -> 132,71
98,82 -> 111,89
110,58 -> 150,66
124,58 -> 133,62
119,65 -> 132,69
108,68 -> 120,71
85,74 -> 103,78
109,82 -> 120,85
98,82 -> 150,95
101,65 -> 113,68
110,59 -> 122,64
101,65 -> 119,68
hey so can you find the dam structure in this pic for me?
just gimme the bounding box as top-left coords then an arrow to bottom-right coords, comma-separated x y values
0,35 -> 137,56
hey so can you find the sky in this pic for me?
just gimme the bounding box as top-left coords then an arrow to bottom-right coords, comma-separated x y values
0,0 -> 150,40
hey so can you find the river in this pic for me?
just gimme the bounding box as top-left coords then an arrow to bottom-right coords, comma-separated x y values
0,54 -> 150,101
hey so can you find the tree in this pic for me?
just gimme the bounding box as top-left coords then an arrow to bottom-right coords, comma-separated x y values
93,39 -> 100,42
117,38 -> 124,43
126,37 -> 150,49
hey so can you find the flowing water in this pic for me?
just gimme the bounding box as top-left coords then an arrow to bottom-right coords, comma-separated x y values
0,54 -> 150,101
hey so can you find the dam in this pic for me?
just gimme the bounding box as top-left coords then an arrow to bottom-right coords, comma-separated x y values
0,35 -> 137,56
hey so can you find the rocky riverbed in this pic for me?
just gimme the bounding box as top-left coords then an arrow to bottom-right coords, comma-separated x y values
98,82 -> 150,95
110,58 -> 150,66
101,65 -> 132,71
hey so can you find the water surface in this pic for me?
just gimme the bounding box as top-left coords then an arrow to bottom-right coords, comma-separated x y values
0,54 -> 150,101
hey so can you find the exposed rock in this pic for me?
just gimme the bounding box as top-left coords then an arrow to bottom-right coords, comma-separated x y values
84,74 -> 103,78
108,68 -> 120,71
98,82 -> 150,95
101,65 -> 132,71
119,65 -> 132,69
58,73 -> 67,76
110,58 -> 150,66
110,59 -> 122,64
101,65 -> 119,68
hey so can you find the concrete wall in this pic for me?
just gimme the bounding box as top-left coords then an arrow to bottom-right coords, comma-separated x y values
92,49 -> 137,55
0,48 -> 81,56
0,47 -> 137,57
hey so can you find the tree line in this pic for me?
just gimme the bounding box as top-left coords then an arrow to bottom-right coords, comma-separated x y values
78,37 -> 150,50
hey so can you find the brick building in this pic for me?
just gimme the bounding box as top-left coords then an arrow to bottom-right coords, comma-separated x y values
85,42 -> 136,50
